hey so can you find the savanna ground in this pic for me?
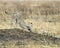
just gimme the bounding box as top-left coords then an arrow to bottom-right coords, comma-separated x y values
0,1 -> 60,48
0,29 -> 60,48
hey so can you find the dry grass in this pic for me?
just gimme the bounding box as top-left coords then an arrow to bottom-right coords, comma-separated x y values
0,29 -> 60,48
0,1 -> 60,48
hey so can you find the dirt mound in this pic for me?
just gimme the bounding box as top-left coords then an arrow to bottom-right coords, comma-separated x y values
0,29 -> 60,46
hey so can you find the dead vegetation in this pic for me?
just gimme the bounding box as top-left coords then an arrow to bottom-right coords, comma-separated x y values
0,1 -> 60,48
0,29 -> 60,48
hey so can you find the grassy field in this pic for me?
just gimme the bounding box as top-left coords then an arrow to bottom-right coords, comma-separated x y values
0,1 -> 60,48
